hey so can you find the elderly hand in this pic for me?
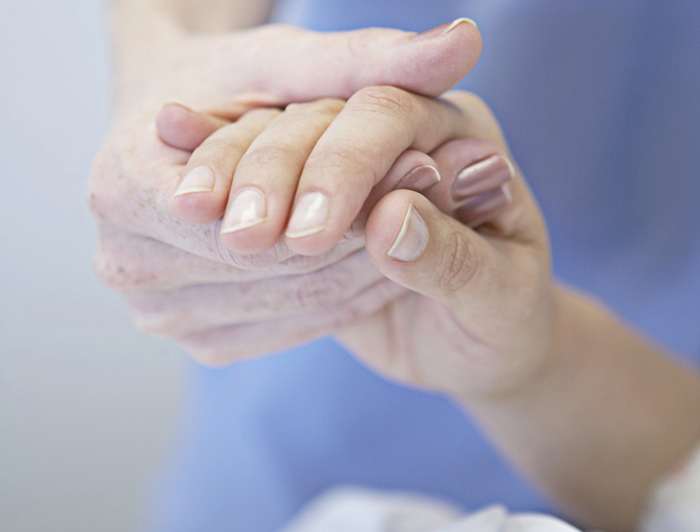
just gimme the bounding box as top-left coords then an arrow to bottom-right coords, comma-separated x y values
87,20 -> 483,359
145,86 -> 521,364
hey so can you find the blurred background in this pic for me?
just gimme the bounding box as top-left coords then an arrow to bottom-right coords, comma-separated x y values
0,1 -> 185,530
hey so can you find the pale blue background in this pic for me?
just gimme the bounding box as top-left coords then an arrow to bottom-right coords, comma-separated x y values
0,2 -> 184,530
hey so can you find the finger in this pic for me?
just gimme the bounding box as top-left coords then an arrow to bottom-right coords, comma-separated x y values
219,98 -> 345,254
156,18 -> 481,153
155,93 -> 287,151
428,93 -> 547,243
364,190 -> 548,327
93,226 -> 366,294
238,19 -> 482,100
169,107 -> 281,224
283,86 -> 471,255
155,101 -> 232,151
125,249 -> 386,337
175,278 -> 408,367
417,137 -> 517,231
346,149 -> 441,239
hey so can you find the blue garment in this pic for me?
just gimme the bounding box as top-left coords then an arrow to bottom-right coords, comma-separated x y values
143,2 -> 700,531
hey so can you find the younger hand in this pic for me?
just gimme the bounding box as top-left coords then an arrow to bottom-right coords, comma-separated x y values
333,93 -> 553,403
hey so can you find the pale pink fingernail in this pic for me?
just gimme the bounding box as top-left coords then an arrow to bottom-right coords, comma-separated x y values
387,204 -> 429,262
174,166 -> 215,197
221,188 -> 267,233
395,164 -> 441,191
451,155 -> 514,203
411,18 -> 477,42
458,184 -> 513,227
285,192 -> 329,239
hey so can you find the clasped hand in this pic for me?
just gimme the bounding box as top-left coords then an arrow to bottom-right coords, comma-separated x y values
88,20 -> 552,402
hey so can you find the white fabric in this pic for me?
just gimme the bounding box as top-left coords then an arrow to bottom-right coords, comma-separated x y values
282,450 -> 700,532
641,444 -> 700,532
280,488 -> 581,532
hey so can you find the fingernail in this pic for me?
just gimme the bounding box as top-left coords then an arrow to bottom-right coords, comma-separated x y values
173,166 -> 215,197
451,155 -> 514,203
387,204 -> 429,262
395,165 -> 441,192
344,219 -> 363,240
221,188 -> 267,233
163,99 -> 192,111
285,192 -> 329,239
458,184 -> 513,228
411,18 -> 477,42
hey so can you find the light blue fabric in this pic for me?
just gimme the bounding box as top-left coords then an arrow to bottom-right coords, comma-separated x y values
143,2 -> 700,531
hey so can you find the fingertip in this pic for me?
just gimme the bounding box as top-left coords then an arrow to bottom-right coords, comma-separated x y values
397,18 -> 483,96
156,102 -> 227,151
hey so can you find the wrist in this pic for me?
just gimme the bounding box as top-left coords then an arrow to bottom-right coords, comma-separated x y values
464,283 -> 589,403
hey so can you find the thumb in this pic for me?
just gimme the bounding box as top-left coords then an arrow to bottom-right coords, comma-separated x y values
155,20 -> 481,150
231,19 -> 482,101
364,189 -> 527,311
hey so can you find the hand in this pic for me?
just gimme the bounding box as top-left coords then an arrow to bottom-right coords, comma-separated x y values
88,21 -> 483,360
120,88 -> 518,364
334,93 -> 553,402
164,88 -> 507,257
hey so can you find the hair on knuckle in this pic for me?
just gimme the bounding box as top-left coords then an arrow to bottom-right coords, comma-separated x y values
238,143 -> 303,170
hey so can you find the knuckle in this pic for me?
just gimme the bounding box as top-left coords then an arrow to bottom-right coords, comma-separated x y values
435,229 -> 480,294
86,149 -> 118,225
349,85 -> 415,118
307,145 -> 362,170
237,142 -> 304,170
93,244 -> 157,295
303,146 -> 378,188
196,135 -> 245,157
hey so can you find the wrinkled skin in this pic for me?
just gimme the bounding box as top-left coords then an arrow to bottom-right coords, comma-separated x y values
89,22 -> 553,401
